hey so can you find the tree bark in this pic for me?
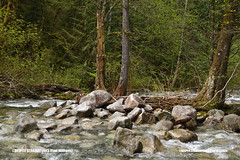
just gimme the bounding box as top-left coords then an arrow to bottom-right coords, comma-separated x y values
195,0 -> 236,105
114,0 -> 130,96
210,0 -> 215,65
95,0 -> 106,90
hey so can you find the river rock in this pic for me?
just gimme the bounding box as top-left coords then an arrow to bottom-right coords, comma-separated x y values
81,121 -> 94,130
218,114 -> 240,132
113,127 -> 142,155
14,114 -> 38,133
43,107 -> 58,117
79,90 -> 112,108
52,125 -> 74,133
62,116 -> 78,125
109,112 -> 126,120
141,134 -> 164,154
127,107 -> 142,121
55,110 -> 69,119
74,101 -> 94,117
26,130 -> 43,141
197,111 -> 208,123
144,104 -> 153,112
108,116 -> 132,130
172,105 -> 197,130
37,122 -> 57,131
40,101 -> 57,108
135,110 -> 156,124
154,120 -> 173,131
106,98 -> 125,113
157,130 -> 171,140
168,129 -> 198,143
123,94 -> 145,111
157,111 -> 174,122
203,109 -> 224,126
94,108 -> 109,119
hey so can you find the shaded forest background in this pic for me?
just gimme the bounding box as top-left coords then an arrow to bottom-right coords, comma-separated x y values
0,0 -> 239,97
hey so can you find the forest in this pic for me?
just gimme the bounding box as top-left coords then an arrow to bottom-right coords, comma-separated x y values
0,0 -> 240,104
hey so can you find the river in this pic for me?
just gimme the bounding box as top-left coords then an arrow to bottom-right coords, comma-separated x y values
0,91 -> 239,160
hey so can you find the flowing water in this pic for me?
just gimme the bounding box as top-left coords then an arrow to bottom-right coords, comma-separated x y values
0,91 -> 239,160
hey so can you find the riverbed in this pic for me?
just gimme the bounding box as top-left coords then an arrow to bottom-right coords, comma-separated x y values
0,91 -> 239,160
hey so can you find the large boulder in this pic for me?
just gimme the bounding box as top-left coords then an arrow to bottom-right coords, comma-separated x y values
218,114 -> 240,132
172,105 -> 197,130
109,112 -> 126,120
123,94 -> 145,111
108,116 -> 133,130
141,134 -> 164,154
203,109 -> 224,126
157,111 -> 174,122
106,98 -> 125,113
113,127 -> 142,155
168,129 -> 198,143
79,90 -> 112,108
14,114 -> 38,133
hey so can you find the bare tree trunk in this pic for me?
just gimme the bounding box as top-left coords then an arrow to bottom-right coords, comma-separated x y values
114,0 -> 130,96
195,0 -> 236,105
210,0 -> 215,65
171,0 -> 188,89
3,0 -> 17,26
95,0 -> 106,90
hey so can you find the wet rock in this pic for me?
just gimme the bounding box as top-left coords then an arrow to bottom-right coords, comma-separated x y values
135,110 -> 156,124
123,94 -> 145,111
172,105 -> 197,130
154,120 -> 173,131
157,111 -> 174,122
43,107 -> 58,117
203,109 -> 224,126
197,111 -> 208,123
173,124 -> 184,129
109,112 -> 126,120
52,125 -> 74,133
37,122 -> 57,130
74,101 -> 94,117
144,104 -> 153,112
26,130 -> 43,141
106,98 -> 125,113
218,114 -> 240,132
94,108 -> 109,119
14,114 -> 38,133
168,129 -> 198,143
62,116 -> 78,125
157,131 -> 171,140
108,116 -> 132,130
79,90 -> 112,108
127,107 -> 142,121
81,121 -> 94,130
113,127 -> 142,155
141,134 -> 164,154
55,110 -> 69,119
40,101 -> 57,108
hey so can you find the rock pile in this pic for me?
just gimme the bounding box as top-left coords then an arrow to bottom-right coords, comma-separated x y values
13,90 -> 240,156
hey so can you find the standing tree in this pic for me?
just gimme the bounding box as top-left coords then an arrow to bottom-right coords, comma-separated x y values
114,0 -> 129,96
3,0 -> 17,26
195,0 -> 238,106
95,0 -> 107,90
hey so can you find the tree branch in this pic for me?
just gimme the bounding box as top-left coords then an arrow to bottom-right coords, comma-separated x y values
105,0 -> 120,21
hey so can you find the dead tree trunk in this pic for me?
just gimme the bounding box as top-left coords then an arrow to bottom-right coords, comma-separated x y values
95,0 -> 106,90
114,0 -> 130,96
195,0 -> 237,105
